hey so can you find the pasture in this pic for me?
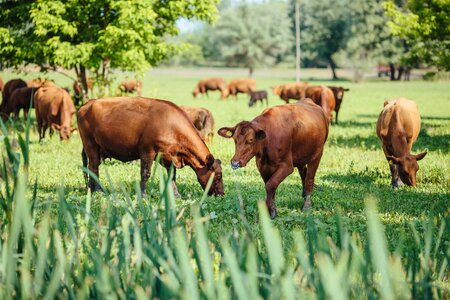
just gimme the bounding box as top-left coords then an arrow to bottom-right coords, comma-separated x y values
0,69 -> 449,297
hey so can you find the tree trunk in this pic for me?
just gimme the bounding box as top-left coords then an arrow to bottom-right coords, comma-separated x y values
327,57 -> 338,80
396,66 -> 404,81
79,65 -> 89,98
389,63 -> 396,81
248,66 -> 254,78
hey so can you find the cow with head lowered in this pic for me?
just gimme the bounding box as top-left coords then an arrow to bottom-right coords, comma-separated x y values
77,97 -> 224,197
304,85 -> 336,123
327,86 -> 349,124
218,99 -> 329,218
376,97 -> 427,188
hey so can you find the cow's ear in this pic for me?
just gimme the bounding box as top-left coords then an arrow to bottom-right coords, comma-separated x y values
386,155 -> 400,165
255,129 -> 266,140
206,154 -> 215,169
218,126 -> 235,138
415,151 -> 427,161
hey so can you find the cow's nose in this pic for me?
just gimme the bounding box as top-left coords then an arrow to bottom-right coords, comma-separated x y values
231,160 -> 241,170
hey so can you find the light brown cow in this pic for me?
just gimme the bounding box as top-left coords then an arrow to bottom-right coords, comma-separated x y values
218,99 -> 329,218
119,79 -> 142,96
192,78 -> 229,99
77,97 -> 224,196
327,86 -> 349,124
304,85 -> 336,123
27,78 -> 55,88
34,87 -> 77,141
1,79 -> 27,117
227,78 -> 256,98
180,106 -> 215,143
272,82 -> 309,103
376,98 -> 427,187
5,87 -> 38,120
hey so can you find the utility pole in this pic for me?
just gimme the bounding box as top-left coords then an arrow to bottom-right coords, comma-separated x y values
295,1 -> 301,82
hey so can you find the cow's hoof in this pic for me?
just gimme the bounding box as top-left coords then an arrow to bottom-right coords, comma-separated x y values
302,196 -> 312,212
269,207 -> 278,219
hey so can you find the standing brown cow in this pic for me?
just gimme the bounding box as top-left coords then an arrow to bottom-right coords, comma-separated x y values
376,97 -> 427,187
73,78 -> 94,105
1,79 -> 27,116
5,87 -> 38,120
119,79 -> 142,96
192,78 -> 229,99
304,85 -> 336,123
227,78 -> 256,98
77,97 -> 224,196
34,87 -> 77,141
327,86 -> 349,124
180,105 -> 215,143
272,82 -> 309,103
218,99 -> 329,218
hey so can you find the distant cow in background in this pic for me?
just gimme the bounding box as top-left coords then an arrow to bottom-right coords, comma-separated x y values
27,78 -> 55,88
181,106 -> 215,143
376,97 -> 427,188
228,78 -> 256,98
248,90 -> 268,107
119,79 -> 142,96
73,78 -> 94,106
5,87 -> 38,120
327,86 -> 349,124
272,82 -> 309,103
304,85 -> 336,123
1,79 -> 27,117
192,78 -> 229,99
34,86 -> 77,141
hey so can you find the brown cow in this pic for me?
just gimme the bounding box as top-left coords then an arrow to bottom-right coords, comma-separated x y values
218,99 -> 329,218
227,78 -> 256,98
73,78 -> 94,106
27,78 -> 55,88
1,79 -> 27,116
192,78 -> 229,99
304,85 -> 336,123
180,105 -> 215,143
272,82 -> 309,103
77,97 -> 224,196
327,86 -> 349,124
34,87 -> 77,141
376,98 -> 427,187
119,79 -> 142,96
5,87 -> 38,120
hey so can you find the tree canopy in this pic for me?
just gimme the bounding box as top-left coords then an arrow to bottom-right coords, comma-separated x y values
0,0 -> 219,95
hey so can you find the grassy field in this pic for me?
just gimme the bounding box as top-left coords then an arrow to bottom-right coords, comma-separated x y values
1,69 -> 449,248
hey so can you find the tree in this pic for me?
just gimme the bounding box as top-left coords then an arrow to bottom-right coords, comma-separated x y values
0,0 -> 219,97
384,0 -> 450,71
295,0 -> 350,80
212,1 -> 293,76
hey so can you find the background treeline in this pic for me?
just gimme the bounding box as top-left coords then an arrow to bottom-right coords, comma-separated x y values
168,0 -> 450,81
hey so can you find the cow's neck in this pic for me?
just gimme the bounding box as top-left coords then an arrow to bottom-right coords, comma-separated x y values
182,139 -> 211,171
391,111 -> 410,157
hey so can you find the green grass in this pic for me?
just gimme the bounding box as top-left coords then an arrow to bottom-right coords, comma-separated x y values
0,69 -> 449,297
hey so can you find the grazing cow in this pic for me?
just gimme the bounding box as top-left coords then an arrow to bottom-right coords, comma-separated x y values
73,78 -> 94,106
248,90 -> 268,107
26,78 -> 55,88
327,86 -> 349,124
376,98 -> 427,187
77,97 -> 224,196
5,87 -> 38,120
119,79 -> 142,96
1,79 -> 27,116
180,105 -> 215,143
218,99 -> 329,218
304,85 -> 336,123
34,87 -> 77,141
192,78 -> 229,99
272,82 -> 309,103
228,78 -> 256,98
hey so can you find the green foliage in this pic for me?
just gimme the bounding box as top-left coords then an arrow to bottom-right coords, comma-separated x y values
384,0 -> 450,70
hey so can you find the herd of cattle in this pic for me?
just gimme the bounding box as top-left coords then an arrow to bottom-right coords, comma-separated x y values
0,76 -> 427,218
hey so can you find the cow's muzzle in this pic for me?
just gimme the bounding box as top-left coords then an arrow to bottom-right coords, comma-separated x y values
231,160 -> 241,170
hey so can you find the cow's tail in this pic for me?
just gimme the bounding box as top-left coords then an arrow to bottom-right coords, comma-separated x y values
82,148 -> 88,187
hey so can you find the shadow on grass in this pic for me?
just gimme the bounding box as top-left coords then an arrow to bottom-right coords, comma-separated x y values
333,119 -> 375,128
327,134 -> 380,150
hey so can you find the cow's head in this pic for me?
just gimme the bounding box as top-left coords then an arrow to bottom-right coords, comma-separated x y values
197,154 -> 224,196
387,151 -> 427,186
218,121 -> 266,169
52,124 -> 77,141
330,87 -> 349,108
192,87 -> 199,98
271,85 -> 282,96
221,88 -> 230,99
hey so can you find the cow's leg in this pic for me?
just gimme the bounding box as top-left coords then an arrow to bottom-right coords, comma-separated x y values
265,97 -> 269,106
165,166 -> 181,198
140,156 -> 154,195
23,109 -> 28,122
335,109 -> 339,124
302,157 -> 322,211
263,164 -> 293,219
297,165 -> 307,197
